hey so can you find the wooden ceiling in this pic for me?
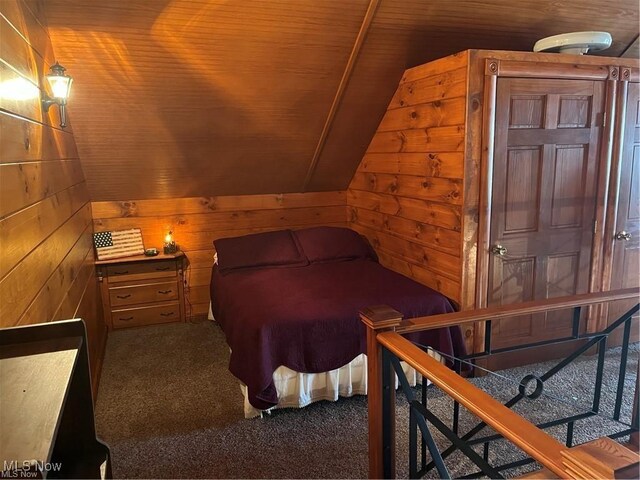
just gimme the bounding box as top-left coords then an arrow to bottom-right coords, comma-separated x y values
44,0 -> 639,201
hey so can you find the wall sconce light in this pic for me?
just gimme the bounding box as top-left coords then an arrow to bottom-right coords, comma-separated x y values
164,231 -> 177,254
42,62 -> 73,128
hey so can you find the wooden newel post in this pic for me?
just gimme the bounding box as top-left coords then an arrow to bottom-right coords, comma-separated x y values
360,305 -> 404,479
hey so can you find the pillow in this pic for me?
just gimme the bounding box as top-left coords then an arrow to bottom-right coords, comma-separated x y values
293,226 -> 377,264
214,229 -> 308,274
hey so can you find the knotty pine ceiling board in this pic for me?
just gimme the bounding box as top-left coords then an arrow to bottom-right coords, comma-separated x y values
44,0 -> 638,199
306,0 -> 639,191
44,0 -> 369,200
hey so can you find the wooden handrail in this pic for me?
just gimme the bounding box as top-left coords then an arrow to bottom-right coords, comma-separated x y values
396,288 -> 639,334
378,331 -> 571,478
362,289 -> 639,478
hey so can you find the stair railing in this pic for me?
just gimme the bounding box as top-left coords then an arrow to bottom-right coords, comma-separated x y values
360,288 -> 639,478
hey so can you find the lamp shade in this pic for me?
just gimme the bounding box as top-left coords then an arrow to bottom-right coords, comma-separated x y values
46,62 -> 73,101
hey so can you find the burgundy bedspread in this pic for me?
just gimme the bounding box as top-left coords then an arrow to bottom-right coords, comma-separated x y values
211,259 -> 465,409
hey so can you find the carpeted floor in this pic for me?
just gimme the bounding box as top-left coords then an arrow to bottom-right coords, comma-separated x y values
95,321 -> 638,479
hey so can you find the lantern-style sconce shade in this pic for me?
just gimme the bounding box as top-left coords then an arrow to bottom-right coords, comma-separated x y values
42,62 -> 73,128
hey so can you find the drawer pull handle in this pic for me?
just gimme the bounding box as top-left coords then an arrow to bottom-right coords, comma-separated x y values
158,290 -> 172,295
160,312 -> 175,317
155,266 -> 171,271
114,270 -> 129,275
116,294 -> 132,299
119,316 -> 133,321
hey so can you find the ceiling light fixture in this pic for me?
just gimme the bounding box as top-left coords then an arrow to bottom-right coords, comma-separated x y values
42,62 -> 73,128
533,31 -> 612,55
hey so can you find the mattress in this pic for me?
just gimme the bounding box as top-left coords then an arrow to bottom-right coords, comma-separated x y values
210,258 -> 464,410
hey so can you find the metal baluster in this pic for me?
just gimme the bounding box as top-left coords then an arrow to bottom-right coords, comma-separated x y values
409,406 -> 418,479
571,306 -> 581,338
592,337 -> 608,413
388,355 -> 451,479
613,318 -> 632,420
566,421 -> 574,447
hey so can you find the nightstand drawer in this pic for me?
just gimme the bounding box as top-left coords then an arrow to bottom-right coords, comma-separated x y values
111,303 -> 181,329
106,261 -> 177,283
109,281 -> 179,307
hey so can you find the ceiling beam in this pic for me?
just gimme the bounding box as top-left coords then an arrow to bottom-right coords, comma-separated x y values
621,35 -> 639,58
302,0 -> 380,191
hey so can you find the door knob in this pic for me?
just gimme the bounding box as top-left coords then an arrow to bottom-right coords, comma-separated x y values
491,244 -> 508,256
614,231 -> 632,241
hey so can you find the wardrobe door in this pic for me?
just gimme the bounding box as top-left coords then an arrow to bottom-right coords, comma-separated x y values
607,82 -> 640,327
487,78 -> 605,350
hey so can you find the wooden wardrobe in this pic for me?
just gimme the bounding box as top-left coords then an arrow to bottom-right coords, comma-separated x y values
348,50 -> 639,358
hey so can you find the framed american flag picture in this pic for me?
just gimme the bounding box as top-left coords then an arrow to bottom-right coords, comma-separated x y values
93,228 -> 145,260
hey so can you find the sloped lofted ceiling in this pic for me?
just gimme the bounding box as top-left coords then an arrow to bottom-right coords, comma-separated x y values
44,0 -> 639,201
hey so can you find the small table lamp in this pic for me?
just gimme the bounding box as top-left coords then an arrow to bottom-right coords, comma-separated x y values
163,231 -> 177,254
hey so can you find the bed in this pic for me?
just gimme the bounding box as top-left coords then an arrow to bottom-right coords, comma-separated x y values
210,227 -> 465,417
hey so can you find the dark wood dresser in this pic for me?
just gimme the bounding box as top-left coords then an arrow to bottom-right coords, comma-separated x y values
0,319 -> 111,478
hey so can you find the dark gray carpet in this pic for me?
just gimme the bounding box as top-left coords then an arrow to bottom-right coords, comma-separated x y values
95,321 -> 638,479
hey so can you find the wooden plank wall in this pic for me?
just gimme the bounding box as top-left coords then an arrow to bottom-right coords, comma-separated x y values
347,53 -> 469,305
0,0 -> 106,389
91,192 -> 348,318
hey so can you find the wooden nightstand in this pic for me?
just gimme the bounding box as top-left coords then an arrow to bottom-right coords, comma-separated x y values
96,252 -> 186,330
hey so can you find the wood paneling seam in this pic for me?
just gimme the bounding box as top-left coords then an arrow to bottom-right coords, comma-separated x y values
0,179 -> 86,221
621,35 -> 639,58
0,108 -> 72,133
10,220 -> 92,325
0,158 -> 82,166
0,58 -> 40,88
348,186 -> 463,206
18,0 -> 51,34
0,11 -> 51,69
0,197 -> 90,279
385,95 -> 468,113
69,254 -> 96,320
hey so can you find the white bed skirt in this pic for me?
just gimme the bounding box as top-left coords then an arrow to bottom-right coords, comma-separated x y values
208,304 -> 437,419
240,353 -> 438,418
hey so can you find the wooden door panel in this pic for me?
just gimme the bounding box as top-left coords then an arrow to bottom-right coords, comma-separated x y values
620,244 -> 639,288
544,252 -> 582,334
491,256 -> 536,305
509,96 -> 545,128
607,82 -> 640,334
508,128 -> 591,145
488,77 -> 604,355
550,145 -> 588,229
504,147 -> 542,233
507,79 -> 597,96
557,95 -> 592,128
493,316 -> 535,345
491,256 -> 537,348
546,252 -> 580,298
